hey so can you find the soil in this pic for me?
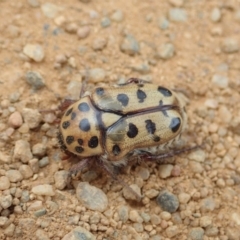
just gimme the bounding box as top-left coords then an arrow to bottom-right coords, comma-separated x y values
0,0 -> 240,239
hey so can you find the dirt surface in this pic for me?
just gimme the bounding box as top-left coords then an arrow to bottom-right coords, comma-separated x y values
1,0 -> 240,239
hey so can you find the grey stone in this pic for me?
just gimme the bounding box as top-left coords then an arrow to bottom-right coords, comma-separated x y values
62,226 -> 96,240
120,34 -> 140,55
23,44 -> 45,62
25,71 -> 45,90
76,182 -> 108,212
168,8 -> 187,22
188,227 -> 204,240
156,190 -> 179,213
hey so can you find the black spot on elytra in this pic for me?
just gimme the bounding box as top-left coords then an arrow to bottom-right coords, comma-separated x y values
78,102 -> 90,112
117,94 -> 129,107
66,136 -> 74,145
62,121 -> 70,129
75,146 -> 84,153
137,89 -> 147,103
65,107 -> 73,116
127,123 -> 138,138
57,132 -> 67,152
158,86 -> 172,97
169,117 -> 181,133
95,87 -> 104,96
88,136 -> 98,148
79,118 -> 91,132
112,144 -> 121,156
71,112 -> 76,120
78,139 -> 83,145
153,136 -> 160,142
145,119 -> 156,134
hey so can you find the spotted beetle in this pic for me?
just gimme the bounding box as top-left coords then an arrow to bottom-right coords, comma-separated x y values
57,78 -> 192,199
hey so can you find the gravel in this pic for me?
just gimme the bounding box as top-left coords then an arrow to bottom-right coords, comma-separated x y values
156,190 -> 179,213
13,139 -> 33,163
168,8 -> 187,22
22,108 -> 42,129
76,182 -> 108,212
23,44 -> 45,62
8,111 -> 23,128
120,34 -> 140,55
62,226 -> 96,240
31,184 -> 55,196
25,71 -> 45,90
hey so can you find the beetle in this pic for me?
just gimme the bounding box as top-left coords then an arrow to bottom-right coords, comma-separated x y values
57,78 -> 193,199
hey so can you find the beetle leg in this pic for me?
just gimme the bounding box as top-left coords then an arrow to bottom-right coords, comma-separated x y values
96,158 -> 142,202
119,78 -> 150,87
69,158 -> 94,176
138,145 -> 201,163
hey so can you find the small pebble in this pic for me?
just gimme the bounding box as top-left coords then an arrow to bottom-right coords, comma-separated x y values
62,226 -> 95,240
150,214 -> 161,225
9,92 -> 20,103
88,68 -> 106,83
111,10 -> 124,22
123,184 -> 141,201
200,197 -> 216,212
68,57 -> 76,68
133,223 -> 143,233
0,216 -> 8,227
165,226 -> 180,238
145,189 -> 159,199
65,22 -> 78,33
158,17 -> 170,30
19,165 -> 33,179
25,71 -> 45,90
92,37 -> 107,51
27,0 -> 40,7
199,216 -> 212,227
77,26 -> 90,39
35,229 -> 49,240
101,17 -> 111,28
23,44 -> 45,62
6,170 -> 23,183
137,167 -> 150,180
118,205 -> 129,223
68,214 -> 80,225
156,190 -> 179,213
54,170 -> 69,190
218,105 -> 232,124
27,201 -> 43,211
32,184 -> 55,196
204,99 -> 218,109
0,176 -> 10,190
188,227 -> 204,240
76,182 -> 108,212
205,226 -> 219,237
221,38 -> 239,53
211,74 -> 228,88
22,108 -> 42,129
178,192 -> 191,204
41,3 -> 62,18
34,209 -> 47,217
158,164 -> 173,178
8,111 -> 22,128
156,43 -> 175,60
188,149 -> 206,162
168,8 -> 187,22
4,223 -> 15,237
67,80 -> 82,99
189,161 -> 204,173
14,139 -> 33,163
0,152 -> 11,164
169,0 -> 184,7
129,210 -> 143,223
39,157 -> 50,168
29,158 -> 40,173
120,34 -> 140,55
211,8 -> 221,22
21,190 -> 30,203
0,194 -> 13,209
32,143 -> 47,157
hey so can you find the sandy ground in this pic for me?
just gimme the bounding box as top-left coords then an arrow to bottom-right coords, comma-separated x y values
1,0 -> 240,239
